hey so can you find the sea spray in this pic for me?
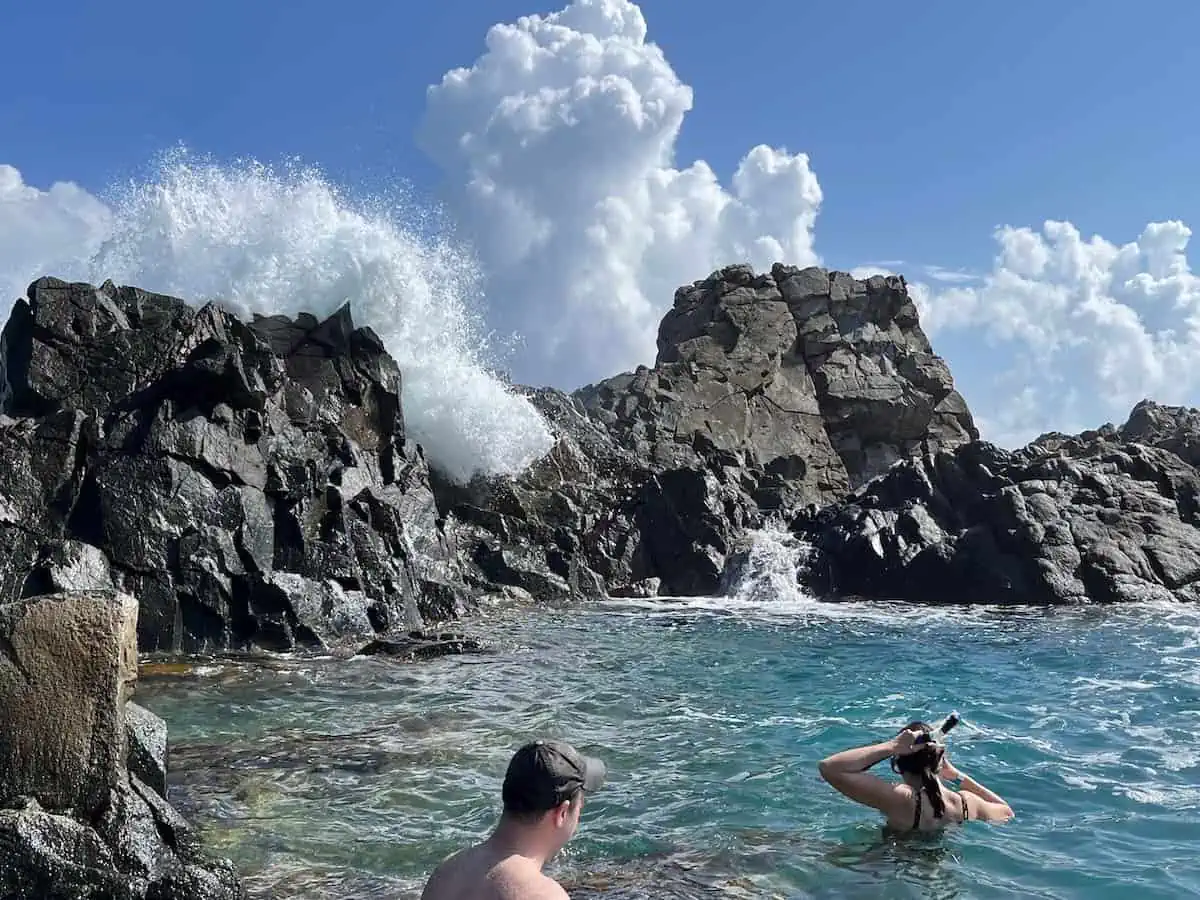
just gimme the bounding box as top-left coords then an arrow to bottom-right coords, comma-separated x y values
2,150 -> 554,482
720,519 -> 815,605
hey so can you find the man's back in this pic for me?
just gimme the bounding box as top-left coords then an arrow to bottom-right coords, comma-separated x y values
420,845 -> 570,900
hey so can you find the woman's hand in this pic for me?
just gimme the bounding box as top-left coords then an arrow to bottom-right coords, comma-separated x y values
938,756 -> 961,781
893,729 -> 922,756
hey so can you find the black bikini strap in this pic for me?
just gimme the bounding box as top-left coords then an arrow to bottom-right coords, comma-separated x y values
961,792 -> 970,821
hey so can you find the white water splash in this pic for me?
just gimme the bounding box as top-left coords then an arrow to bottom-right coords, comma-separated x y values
722,521 -> 816,605
6,151 -> 554,483
601,522 -> 823,622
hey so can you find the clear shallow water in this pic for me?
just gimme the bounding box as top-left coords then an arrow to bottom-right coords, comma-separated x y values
137,595 -> 1200,899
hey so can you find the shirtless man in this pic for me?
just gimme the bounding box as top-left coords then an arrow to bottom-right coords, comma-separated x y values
421,739 -> 607,900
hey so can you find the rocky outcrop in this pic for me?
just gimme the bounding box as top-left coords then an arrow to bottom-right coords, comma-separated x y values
579,264 -> 975,498
1033,399 -> 1200,470
1118,400 -> 1200,467
7,263 -> 1198,615
795,422 -> 1200,604
0,590 -> 244,899
0,277 -> 467,653
439,264 -> 976,597
434,384 -> 761,599
0,265 -> 977,618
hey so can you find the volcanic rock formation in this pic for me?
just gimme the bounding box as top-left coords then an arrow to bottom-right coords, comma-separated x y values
438,263 -> 977,598
0,266 -> 982,646
0,277 -> 466,654
0,590 -> 244,899
796,401 -> 1200,604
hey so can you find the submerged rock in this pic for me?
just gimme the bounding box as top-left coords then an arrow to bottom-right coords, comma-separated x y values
0,590 -> 244,899
356,631 -> 486,661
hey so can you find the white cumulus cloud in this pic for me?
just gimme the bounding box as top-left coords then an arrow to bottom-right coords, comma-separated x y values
917,219 -> 1200,447
417,0 -> 822,388
0,165 -> 112,317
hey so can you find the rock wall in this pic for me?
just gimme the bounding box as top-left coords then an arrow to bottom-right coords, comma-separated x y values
0,590 -> 243,899
0,278 -> 466,654
0,265 -> 990,627
796,409 -> 1200,605
439,264 -> 976,598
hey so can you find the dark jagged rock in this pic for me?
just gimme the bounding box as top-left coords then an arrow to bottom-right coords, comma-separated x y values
0,277 -> 468,653
432,384 -> 761,598
1104,399 -> 1200,468
796,424 -> 1200,605
356,631 -> 486,661
24,265 -> 1173,613
578,264 -> 975,495
0,591 -> 244,899
1029,402 -> 1200,468
438,264 -> 976,597
126,702 -> 169,798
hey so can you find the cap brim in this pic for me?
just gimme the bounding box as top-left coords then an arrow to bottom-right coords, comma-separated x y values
580,755 -> 606,792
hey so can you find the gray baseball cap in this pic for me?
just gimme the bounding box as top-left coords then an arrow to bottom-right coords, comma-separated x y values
502,739 -> 607,813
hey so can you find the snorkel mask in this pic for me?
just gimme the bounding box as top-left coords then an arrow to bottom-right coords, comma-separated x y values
890,712 -> 961,773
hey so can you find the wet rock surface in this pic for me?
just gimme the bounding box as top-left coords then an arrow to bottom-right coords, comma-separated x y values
437,264 -> 976,599
1,277 -> 465,653
796,421 -> 1200,605
0,591 -> 244,899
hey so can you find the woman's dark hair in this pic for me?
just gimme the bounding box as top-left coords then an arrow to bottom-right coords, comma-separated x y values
891,720 -> 947,819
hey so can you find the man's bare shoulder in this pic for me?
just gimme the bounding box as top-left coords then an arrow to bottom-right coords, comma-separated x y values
420,847 -> 483,899
490,859 -> 570,900
418,850 -> 457,899
421,847 -> 570,900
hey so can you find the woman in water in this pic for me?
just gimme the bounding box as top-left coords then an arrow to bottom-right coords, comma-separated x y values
818,722 -> 1013,832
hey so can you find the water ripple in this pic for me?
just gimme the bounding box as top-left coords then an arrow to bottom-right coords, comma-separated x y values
137,597 -> 1200,898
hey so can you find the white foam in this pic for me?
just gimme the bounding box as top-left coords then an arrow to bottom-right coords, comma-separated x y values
17,151 -> 554,483
1071,677 -> 1157,692
722,521 -> 817,605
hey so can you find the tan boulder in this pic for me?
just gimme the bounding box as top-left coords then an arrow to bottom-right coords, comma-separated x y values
0,590 -> 138,817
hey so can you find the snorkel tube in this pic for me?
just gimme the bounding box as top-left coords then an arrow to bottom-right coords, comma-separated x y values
915,711 -> 961,746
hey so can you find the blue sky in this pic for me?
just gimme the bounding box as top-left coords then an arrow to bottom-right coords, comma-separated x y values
7,0 -> 1198,269
4,0 -> 1200,456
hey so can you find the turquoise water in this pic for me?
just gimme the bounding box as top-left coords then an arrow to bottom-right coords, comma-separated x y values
137,591 -> 1200,899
